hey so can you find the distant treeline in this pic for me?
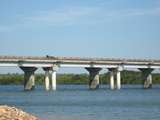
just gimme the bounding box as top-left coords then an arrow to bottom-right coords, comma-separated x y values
0,71 -> 160,85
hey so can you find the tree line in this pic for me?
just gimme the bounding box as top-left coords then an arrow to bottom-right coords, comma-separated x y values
0,70 -> 160,85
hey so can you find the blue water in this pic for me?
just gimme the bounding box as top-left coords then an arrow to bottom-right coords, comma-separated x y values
0,85 -> 160,120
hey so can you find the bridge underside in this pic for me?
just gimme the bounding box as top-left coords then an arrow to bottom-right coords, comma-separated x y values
17,66 -> 155,91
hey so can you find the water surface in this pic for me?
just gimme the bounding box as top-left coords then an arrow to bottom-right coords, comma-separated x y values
0,85 -> 160,120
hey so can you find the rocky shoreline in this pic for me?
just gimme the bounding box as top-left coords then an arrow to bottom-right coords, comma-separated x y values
0,105 -> 38,120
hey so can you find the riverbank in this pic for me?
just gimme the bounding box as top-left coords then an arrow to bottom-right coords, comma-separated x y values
0,71 -> 160,85
0,105 -> 38,120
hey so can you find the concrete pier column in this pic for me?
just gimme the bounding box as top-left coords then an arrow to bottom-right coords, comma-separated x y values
51,65 -> 59,91
116,67 -> 123,90
116,70 -> 121,90
51,70 -> 56,91
108,67 -> 122,90
85,68 -> 102,90
20,67 -> 37,91
108,68 -> 115,90
43,67 -> 51,91
139,68 -> 154,89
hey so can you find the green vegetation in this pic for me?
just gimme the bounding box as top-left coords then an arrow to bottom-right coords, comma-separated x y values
0,71 -> 160,85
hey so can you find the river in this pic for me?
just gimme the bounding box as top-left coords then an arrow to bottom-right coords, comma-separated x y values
0,85 -> 160,120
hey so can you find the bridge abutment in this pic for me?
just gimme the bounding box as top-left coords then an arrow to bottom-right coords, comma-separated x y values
20,67 -> 37,91
139,68 -> 154,89
85,68 -> 101,90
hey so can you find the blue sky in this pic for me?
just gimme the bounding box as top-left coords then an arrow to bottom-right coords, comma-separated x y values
0,0 -> 160,73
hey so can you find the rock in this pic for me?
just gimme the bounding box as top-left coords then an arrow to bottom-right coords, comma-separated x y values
0,105 -> 38,120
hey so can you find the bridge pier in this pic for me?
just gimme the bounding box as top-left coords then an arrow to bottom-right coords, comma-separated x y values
108,68 -> 115,90
85,68 -> 101,90
116,69 -> 121,90
20,67 -> 37,91
43,67 -> 51,91
51,65 -> 59,91
108,68 -> 122,90
139,68 -> 154,89
43,65 -> 59,91
51,70 -> 56,91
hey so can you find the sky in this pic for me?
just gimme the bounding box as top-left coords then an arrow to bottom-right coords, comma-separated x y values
0,0 -> 160,73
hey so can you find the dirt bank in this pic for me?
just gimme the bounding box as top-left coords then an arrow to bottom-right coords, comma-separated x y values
0,105 -> 38,120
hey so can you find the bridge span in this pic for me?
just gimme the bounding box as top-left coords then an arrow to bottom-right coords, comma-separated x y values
0,56 -> 160,91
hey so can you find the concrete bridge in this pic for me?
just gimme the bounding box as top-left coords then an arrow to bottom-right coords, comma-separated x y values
0,55 -> 160,91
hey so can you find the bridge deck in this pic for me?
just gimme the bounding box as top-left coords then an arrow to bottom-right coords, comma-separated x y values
0,56 -> 160,68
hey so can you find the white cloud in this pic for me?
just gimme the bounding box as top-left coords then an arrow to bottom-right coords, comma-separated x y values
24,7 -> 98,26
0,26 -> 13,32
17,6 -> 160,27
24,7 -> 160,27
0,6 -> 160,32
125,7 -> 160,16
103,7 -> 160,17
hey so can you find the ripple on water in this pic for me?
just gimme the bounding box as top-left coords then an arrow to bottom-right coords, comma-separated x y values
0,85 -> 160,120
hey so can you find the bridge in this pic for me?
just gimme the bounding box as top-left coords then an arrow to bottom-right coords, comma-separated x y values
0,55 -> 160,91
